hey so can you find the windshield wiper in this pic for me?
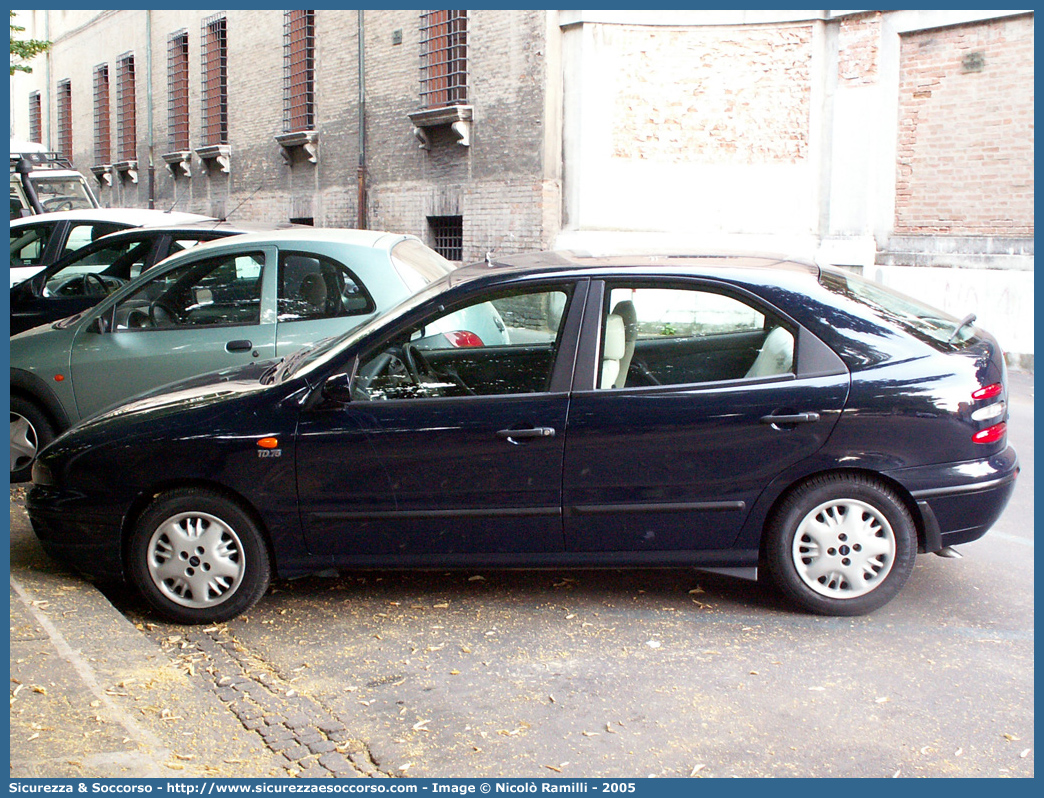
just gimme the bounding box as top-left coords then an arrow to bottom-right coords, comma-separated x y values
947,313 -> 977,344
259,359 -> 285,385
276,346 -> 315,382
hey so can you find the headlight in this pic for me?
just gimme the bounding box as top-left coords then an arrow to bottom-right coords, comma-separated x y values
31,460 -> 55,486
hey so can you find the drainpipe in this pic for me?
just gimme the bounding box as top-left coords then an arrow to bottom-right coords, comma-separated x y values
43,12 -> 51,149
146,10 -> 155,208
356,9 -> 366,230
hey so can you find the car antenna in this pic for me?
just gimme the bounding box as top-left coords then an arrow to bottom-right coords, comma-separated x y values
485,232 -> 515,266
213,183 -> 264,227
165,192 -> 186,214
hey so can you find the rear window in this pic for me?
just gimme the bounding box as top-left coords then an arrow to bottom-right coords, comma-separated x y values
820,269 -> 976,347
390,239 -> 457,292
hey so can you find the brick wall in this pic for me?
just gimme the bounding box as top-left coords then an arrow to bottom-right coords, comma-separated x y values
895,14 -> 1034,236
609,24 -> 813,165
15,9 -> 554,253
364,9 -> 554,260
838,12 -> 881,85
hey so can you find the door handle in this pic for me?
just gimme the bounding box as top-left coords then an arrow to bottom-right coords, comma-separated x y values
760,412 -> 820,426
226,339 -> 253,353
496,427 -> 556,444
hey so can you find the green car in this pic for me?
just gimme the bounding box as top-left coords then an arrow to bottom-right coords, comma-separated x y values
10,229 -> 470,482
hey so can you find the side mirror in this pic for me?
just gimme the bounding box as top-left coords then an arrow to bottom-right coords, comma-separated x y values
27,273 -> 46,297
321,372 -> 354,404
86,316 -> 106,334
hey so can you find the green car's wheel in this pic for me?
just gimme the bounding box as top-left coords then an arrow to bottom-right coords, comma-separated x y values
10,397 -> 54,483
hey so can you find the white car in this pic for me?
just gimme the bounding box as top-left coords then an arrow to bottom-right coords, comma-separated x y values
9,208 -> 213,288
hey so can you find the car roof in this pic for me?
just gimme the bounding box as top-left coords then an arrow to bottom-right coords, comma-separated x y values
453,250 -> 821,287
190,227 -> 420,251
87,219 -> 308,241
10,208 -> 214,227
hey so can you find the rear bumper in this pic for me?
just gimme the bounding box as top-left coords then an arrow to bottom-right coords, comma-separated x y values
885,445 -> 1019,552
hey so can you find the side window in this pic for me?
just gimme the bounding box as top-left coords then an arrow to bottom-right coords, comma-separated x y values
353,287 -> 571,401
10,223 -> 56,265
600,285 -> 794,389
63,222 -> 123,257
111,251 -> 265,331
277,252 -> 375,321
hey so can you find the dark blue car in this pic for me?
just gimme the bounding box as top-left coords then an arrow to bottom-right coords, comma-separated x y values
26,252 -> 1018,623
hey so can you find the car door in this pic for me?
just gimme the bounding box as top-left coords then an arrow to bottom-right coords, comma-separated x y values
68,245 -> 278,419
563,279 -> 850,553
11,235 -> 161,335
295,280 -> 586,558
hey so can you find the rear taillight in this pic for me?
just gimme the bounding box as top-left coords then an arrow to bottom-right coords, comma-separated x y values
443,330 -> 483,348
972,383 -> 1003,400
972,401 -> 1007,422
970,383 -> 1007,442
973,422 -> 1007,444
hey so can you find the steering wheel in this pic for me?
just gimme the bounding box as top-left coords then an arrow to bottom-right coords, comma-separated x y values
81,272 -> 108,296
401,343 -> 433,383
148,298 -> 180,327
42,197 -> 74,212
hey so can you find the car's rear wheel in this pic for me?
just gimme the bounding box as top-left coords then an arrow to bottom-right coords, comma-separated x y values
10,397 -> 54,483
765,474 -> 916,616
128,488 -> 271,623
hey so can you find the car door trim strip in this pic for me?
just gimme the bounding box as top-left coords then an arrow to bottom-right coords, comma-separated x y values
311,506 -> 562,521
568,500 -> 746,516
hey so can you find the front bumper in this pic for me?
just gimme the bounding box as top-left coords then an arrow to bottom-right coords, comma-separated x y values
885,445 -> 1019,552
26,487 -> 125,580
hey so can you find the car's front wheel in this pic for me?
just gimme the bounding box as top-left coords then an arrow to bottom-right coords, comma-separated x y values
11,397 -> 54,483
765,474 -> 916,616
128,488 -> 271,623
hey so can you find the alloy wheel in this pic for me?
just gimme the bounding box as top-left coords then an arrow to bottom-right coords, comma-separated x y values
791,498 -> 897,599
10,413 -> 38,474
146,511 -> 246,609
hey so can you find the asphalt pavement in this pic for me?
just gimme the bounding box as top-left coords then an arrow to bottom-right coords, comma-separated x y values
8,371 -> 1034,779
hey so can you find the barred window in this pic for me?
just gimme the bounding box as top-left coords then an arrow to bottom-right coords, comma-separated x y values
427,215 -> 463,262
283,10 -> 316,133
420,10 -> 468,109
167,31 -> 190,152
116,53 -> 137,161
201,13 -> 229,146
93,65 -> 111,164
56,81 -> 73,160
29,92 -> 42,144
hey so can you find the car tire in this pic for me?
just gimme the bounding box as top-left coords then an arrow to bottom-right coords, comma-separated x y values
10,397 -> 54,484
765,474 -> 916,616
128,488 -> 271,624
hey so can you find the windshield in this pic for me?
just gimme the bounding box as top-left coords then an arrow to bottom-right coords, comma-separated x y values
29,175 -> 97,212
820,268 -> 977,347
279,277 -> 453,383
